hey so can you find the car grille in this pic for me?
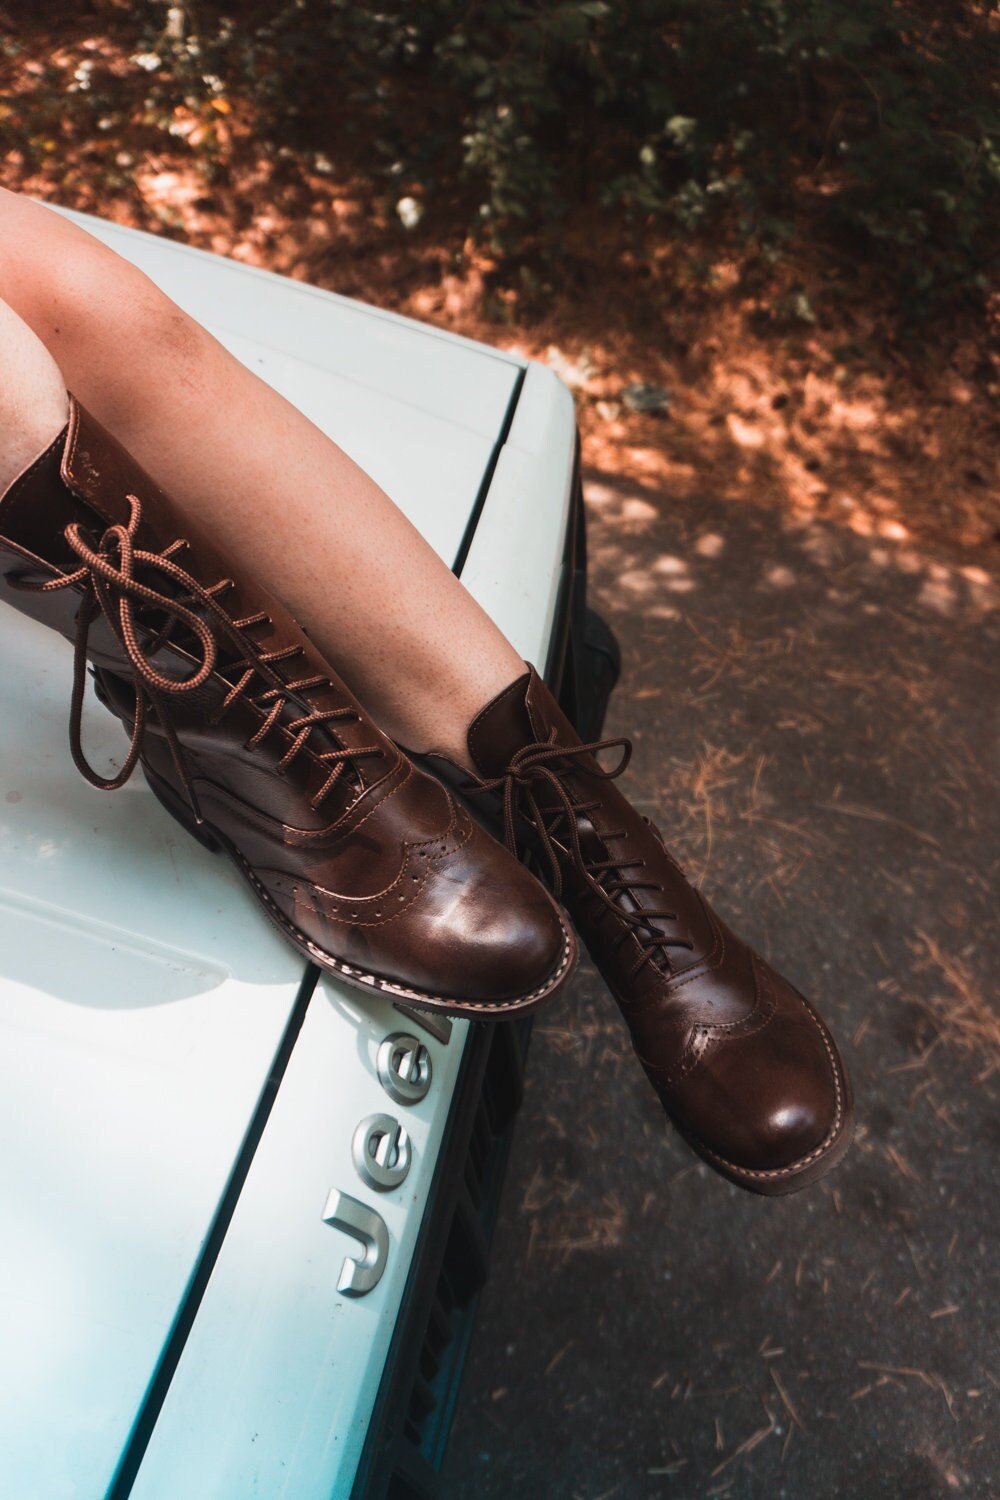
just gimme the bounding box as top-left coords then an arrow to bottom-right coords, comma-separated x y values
354,1016 -> 529,1500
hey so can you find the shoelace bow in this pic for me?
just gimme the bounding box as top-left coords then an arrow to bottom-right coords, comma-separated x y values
13,494 -> 382,819
469,732 -> 693,981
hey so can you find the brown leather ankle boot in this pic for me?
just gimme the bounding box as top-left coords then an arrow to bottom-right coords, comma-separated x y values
0,402 -> 574,1018
426,667 -> 854,1192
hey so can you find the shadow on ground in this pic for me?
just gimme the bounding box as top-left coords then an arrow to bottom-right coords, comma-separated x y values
441,478 -> 999,1500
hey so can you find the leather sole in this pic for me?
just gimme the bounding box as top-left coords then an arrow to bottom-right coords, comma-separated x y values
143,763 -> 576,1020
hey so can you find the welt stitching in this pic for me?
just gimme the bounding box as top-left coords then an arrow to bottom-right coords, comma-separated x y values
236,843 -> 574,1011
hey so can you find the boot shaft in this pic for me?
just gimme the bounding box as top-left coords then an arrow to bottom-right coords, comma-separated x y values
0,399 -> 396,825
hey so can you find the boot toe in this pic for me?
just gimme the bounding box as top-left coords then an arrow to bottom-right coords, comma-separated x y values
424,823 -> 574,1007
251,815 -> 574,1016
669,962 -> 853,1191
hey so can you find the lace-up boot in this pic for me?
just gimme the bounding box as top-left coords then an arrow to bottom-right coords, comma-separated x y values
0,402 -> 574,1017
427,667 -> 853,1191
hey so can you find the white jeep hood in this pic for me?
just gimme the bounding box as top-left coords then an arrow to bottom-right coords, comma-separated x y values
0,209 -> 575,1500
0,211 -> 520,1500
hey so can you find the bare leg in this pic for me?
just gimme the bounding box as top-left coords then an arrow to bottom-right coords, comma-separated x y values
0,288 -> 574,1017
0,299 -> 68,490
0,189 -> 524,765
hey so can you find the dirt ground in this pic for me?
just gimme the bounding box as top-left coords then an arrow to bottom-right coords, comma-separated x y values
2,10 -> 999,569
443,470 -> 999,1500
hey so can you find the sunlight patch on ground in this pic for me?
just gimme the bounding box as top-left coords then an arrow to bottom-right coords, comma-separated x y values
619,497 -> 659,524
587,472 -> 997,625
694,533 -> 726,558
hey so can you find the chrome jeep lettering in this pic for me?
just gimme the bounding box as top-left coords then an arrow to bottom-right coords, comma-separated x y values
377,1031 -> 432,1105
352,1112 -> 412,1192
323,1023 -> 441,1297
322,1189 -> 389,1297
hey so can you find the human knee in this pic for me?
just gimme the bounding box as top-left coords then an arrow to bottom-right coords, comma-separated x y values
0,192 -> 209,395
0,194 -> 196,440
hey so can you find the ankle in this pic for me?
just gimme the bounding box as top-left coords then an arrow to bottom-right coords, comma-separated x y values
0,299 -> 69,494
356,656 -> 529,775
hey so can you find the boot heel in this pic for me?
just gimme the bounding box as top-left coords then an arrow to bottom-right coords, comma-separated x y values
143,766 -> 222,854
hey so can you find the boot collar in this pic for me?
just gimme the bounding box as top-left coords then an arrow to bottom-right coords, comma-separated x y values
466,665 -> 560,776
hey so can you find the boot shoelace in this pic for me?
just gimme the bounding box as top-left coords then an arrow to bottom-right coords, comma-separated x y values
468,733 -> 694,981
13,494 -> 382,819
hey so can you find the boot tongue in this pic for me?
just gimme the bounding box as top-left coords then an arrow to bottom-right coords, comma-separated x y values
467,666 -> 557,777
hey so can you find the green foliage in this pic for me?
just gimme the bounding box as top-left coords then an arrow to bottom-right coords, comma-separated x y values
56,1 -> 1000,313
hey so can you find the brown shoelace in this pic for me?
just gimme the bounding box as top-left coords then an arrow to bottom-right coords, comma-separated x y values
468,733 -> 693,980
13,494 -> 382,819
